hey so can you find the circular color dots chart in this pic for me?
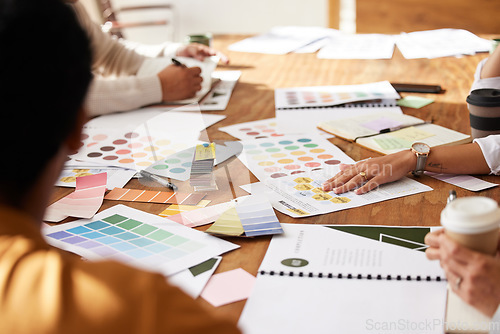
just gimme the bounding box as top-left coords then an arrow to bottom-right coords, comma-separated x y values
239,135 -> 354,181
72,128 -> 193,171
145,147 -> 196,181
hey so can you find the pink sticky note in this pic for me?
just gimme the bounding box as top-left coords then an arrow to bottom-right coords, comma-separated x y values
200,268 -> 255,307
361,118 -> 402,132
44,173 -> 107,222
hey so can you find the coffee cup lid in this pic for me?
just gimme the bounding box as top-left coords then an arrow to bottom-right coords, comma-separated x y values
467,89 -> 500,107
441,197 -> 500,234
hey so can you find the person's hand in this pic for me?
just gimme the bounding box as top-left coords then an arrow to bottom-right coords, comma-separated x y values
157,65 -> 202,101
322,149 -> 416,195
176,43 -> 229,64
425,230 -> 500,317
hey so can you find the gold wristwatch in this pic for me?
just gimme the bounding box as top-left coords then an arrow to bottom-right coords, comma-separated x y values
411,142 -> 430,176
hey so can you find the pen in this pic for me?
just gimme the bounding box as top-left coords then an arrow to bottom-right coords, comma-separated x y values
139,170 -> 178,191
171,58 -> 187,68
354,121 -> 431,142
378,121 -> 431,134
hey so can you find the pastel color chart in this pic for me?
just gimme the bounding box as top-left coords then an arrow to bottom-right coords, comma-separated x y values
104,188 -> 206,205
218,117 -> 332,140
145,146 -> 196,181
72,127 -> 195,171
238,135 -> 354,182
43,205 -> 239,276
274,81 -> 400,109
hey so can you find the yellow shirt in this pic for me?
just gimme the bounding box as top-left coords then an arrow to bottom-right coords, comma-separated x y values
0,206 -> 241,334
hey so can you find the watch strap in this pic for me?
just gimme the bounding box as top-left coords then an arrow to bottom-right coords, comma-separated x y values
412,153 -> 428,176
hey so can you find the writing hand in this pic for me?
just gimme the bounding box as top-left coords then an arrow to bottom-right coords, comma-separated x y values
157,65 -> 202,101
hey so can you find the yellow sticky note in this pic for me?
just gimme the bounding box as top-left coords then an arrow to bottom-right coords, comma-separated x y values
389,126 -> 434,142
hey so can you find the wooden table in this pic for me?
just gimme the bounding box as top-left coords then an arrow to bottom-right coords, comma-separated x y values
51,34 -> 500,325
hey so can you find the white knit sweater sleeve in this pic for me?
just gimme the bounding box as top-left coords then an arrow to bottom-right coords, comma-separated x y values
71,2 -> 177,115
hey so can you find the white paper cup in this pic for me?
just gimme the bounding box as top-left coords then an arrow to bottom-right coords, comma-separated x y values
441,197 -> 500,255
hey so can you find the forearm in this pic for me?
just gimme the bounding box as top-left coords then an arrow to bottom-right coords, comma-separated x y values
85,76 -> 162,116
423,143 -> 490,175
481,47 -> 500,79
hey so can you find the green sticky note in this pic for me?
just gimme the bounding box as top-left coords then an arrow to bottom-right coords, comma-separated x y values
397,96 -> 434,109
373,137 -> 412,150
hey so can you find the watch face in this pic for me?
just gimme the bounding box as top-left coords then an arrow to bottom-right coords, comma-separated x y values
412,142 -> 430,154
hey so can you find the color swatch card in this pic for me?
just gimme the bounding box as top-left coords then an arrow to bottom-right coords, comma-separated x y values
218,117 -> 333,140
55,168 -> 136,189
253,169 -> 432,218
168,256 -> 222,299
158,200 -> 211,217
238,134 -> 354,182
190,143 -> 216,184
165,201 -> 235,228
44,173 -> 107,223
206,206 -> 244,236
207,195 -> 283,237
104,188 -> 206,206
44,205 -> 239,277
274,81 -> 400,109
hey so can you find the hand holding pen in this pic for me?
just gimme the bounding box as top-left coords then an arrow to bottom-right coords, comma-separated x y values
156,59 -> 202,101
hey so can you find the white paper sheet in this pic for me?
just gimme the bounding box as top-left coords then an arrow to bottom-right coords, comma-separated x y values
239,224 -> 447,334
252,169 -> 432,218
228,26 -> 337,54
426,172 -> 498,192
317,33 -> 396,59
168,256 -> 222,299
396,29 -> 491,59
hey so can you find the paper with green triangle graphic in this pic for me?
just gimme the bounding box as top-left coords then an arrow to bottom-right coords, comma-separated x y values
326,225 -> 432,252
206,206 -> 245,236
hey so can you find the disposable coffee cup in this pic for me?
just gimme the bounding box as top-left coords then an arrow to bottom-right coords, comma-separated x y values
185,33 -> 212,47
441,197 -> 500,255
491,38 -> 500,54
467,89 -> 500,139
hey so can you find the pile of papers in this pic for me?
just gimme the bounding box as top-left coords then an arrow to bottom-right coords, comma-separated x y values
229,27 -> 491,59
